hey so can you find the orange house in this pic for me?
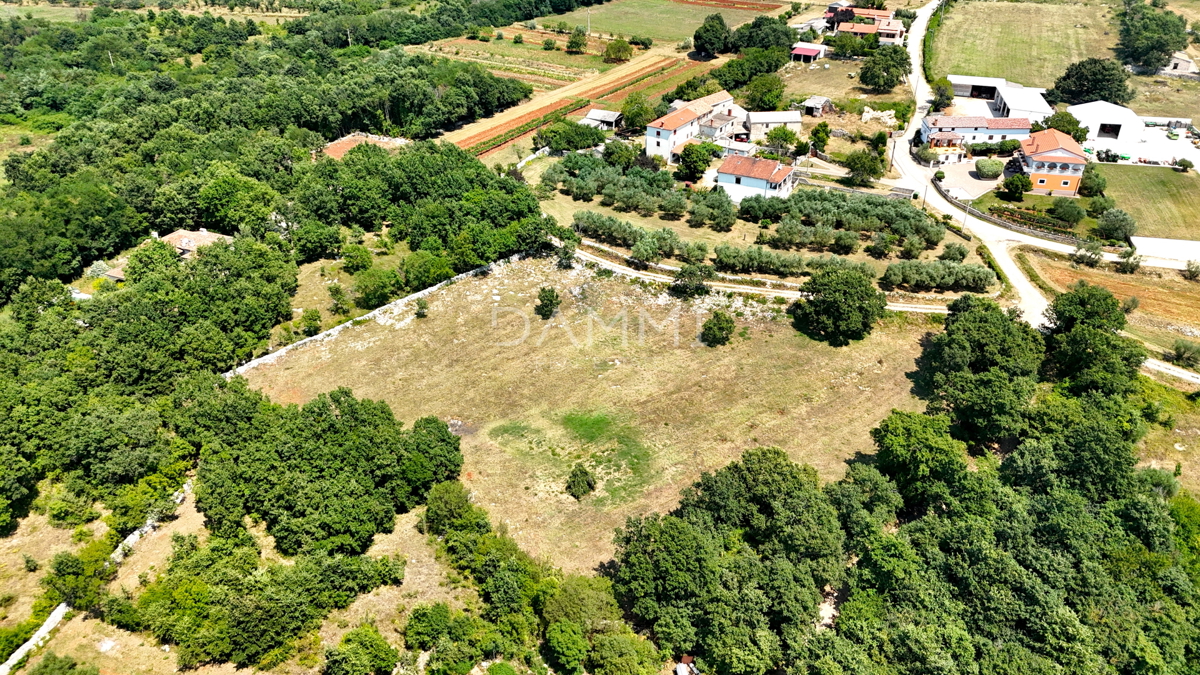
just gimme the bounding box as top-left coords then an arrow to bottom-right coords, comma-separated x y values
1018,129 -> 1087,196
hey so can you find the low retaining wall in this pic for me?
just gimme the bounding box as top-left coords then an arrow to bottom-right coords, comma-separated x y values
931,180 -> 1085,247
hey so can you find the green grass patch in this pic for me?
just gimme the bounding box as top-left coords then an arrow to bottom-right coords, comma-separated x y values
970,189 -> 1097,236
489,420 -> 539,440
1015,251 -> 1059,299
930,2 -> 1118,88
541,0 -> 772,43
1094,164 -> 1200,241
562,410 -> 617,443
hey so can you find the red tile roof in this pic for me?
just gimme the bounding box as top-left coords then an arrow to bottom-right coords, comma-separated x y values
718,155 -> 785,181
769,167 -> 792,183
792,47 -> 821,56
852,7 -> 892,19
925,116 -> 1032,130
649,108 -> 698,131
838,21 -> 877,34
1020,129 -> 1086,163
987,117 -> 1032,129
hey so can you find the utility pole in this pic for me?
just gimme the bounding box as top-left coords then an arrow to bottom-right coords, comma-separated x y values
587,7 -> 591,36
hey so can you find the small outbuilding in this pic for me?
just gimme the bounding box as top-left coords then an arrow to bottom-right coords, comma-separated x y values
580,109 -> 622,130
1066,100 -> 1143,142
747,111 -> 804,142
1162,51 -> 1197,75
800,95 -> 834,117
790,41 -> 829,63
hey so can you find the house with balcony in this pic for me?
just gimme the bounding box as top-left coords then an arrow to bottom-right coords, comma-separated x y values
836,21 -> 877,37
715,155 -> 798,203
1018,129 -> 1087,196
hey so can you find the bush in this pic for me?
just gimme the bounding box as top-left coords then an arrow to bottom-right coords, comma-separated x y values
881,260 -> 996,292
535,287 -> 561,319
700,310 -> 735,346
565,464 -> 596,499
1177,159 -> 1193,172
830,230 -> 860,255
543,38 -> 557,50
28,653 -> 99,675
406,604 -> 452,651
342,244 -> 373,273
546,620 -> 588,674
300,308 -> 322,336
1185,260 -> 1200,281
1079,163 -> 1107,196
934,170 -> 945,181
1173,339 -> 1200,368
1072,241 -> 1104,267
513,33 -> 523,44
325,622 -> 398,675
415,298 -> 429,318
938,243 -> 968,263
798,267 -> 886,345
1003,173 -> 1032,199
488,664 -> 519,675
974,158 -> 1004,179
1096,208 -> 1137,240
1049,197 -> 1086,225
1088,195 -> 1116,216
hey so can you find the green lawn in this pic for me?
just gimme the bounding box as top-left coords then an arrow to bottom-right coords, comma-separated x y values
931,3 -> 1118,88
1096,164 -> 1200,240
970,189 -> 1097,237
539,0 -> 772,43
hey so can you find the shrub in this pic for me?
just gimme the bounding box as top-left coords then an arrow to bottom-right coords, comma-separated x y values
934,170 -> 945,181
300,308 -> 322,336
1173,339 -> 1200,368
489,664 -> 519,675
1185,260 -> 1200,281
1003,173 -> 1032,199
535,287 -> 561,319
565,464 -> 596,500
415,298 -> 429,318
1049,197 -> 1087,225
543,38 -> 556,50
1087,195 -> 1116,216
342,244 -> 373,273
830,230 -> 859,255
406,604 -> 452,651
353,268 -> 400,309
1079,163 -> 1107,196
938,242 -> 968,262
975,158 -> 1004,179
1115,247 -> 1142,274
1072,241 -> 1104,267
700,310 -> 735,346
1096,208 -> 1137,240
324,622 -> 398,675
513,34 -> 524,44
1177,159 -> 1193,172
900,236 -> 925,259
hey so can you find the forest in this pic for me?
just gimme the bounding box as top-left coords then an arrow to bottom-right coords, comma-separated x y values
0,7 -> 534,302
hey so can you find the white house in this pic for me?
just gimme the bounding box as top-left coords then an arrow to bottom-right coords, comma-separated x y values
919,116 -> 1032,163
790,17 -> 827,36
715,155 -> 797,203
747,111 -> 804,142
876,19 -> 905,45
646,108 -> 700,161
1067,100 -> 1144,142
647,90 -> 748,163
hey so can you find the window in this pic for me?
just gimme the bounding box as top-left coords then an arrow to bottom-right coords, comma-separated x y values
1001,135 -> 1006,140
656,141 -> 660,147
735,177 -> 742,185
1037,178 -> 1046,185
1061,180 -> 1070,187
988,135 -> 994,140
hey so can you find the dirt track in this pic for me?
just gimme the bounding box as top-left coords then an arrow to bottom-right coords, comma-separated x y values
440,48 -> 704,148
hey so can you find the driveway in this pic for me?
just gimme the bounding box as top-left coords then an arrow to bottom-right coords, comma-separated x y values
938,161 -> 1003,199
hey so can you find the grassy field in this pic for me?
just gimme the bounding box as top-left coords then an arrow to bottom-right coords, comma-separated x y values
780,58 -> 911,106
930,2 -> 1118,88
242,257 -> 936,573
1094,165 -> 1200,240
1165,0 -> 1200,26
0,124 -> 54,178
1128,74 -> 1200,119
540,0 -> 773,43
440,37 -> 617,72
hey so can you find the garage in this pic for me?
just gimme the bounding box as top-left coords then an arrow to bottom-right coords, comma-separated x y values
1067,101 -> 1143,143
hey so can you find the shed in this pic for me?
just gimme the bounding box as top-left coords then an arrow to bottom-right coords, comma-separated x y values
1067,100 -> 1143,142
790,41 -> 828,62
581,109 -> 622,130
947,74 -> 1008,99
800,95 -> 834,117
1163,51 -> 1197,74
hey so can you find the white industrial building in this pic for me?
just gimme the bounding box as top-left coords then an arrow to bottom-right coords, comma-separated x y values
947,75 -> 1054,122
1066,101 -> 1144,142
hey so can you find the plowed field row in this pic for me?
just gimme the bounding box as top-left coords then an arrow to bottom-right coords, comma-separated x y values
454,98 -> 578,149
598,59 -> 712,104
576,57 -> 678,99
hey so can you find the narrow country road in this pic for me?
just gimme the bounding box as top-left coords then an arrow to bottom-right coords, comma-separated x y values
571,241 -> 949,314
893,0 -> 1200,385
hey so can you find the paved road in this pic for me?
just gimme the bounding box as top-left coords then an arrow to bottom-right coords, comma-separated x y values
894,0 -> 1199,385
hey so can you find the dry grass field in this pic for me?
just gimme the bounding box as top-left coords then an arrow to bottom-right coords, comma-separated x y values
930,3 -> 1119,88
780,58 -> 912,107
242,257 -> 936,573
541,0 -> 774,43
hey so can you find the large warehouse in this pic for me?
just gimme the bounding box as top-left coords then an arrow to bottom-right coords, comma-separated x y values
1066,101 -> 1144,142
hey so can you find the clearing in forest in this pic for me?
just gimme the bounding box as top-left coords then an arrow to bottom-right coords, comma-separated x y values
242,257 -> 934,573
